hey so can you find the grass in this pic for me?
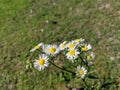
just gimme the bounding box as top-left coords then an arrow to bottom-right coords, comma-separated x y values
0,0 -> 120,90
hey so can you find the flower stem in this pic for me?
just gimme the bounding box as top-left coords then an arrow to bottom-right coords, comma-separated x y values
49,60 -> 75,74
80,56 -> 89,69
82,79 -> 89,88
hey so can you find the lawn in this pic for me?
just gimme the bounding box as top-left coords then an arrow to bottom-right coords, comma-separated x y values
0,0 -> 120,90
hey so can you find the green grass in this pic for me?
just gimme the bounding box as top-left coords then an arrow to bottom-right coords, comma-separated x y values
0,0 -> 120,90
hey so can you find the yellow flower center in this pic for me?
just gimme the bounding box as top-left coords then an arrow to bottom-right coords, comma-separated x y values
49,48 -> 56,53
69,50 -> 75,56
87,55 -> 92,59
38,58 -> 45,65
34,45 -> 39,50
75,39 -> 80,42
78,70 -> 84,75
61,44 -> 65,48
68,44 -> 75,48
82,46 -> 87,51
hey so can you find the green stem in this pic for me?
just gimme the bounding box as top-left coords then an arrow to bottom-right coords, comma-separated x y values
82,79 -> 89,88
80,56 -> 89,69
49,60 -> 75,74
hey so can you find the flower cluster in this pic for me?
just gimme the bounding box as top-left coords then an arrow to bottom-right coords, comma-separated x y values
29,38 -> 95,79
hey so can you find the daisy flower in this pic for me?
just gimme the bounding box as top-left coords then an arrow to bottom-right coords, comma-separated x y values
30,43 -> 43,52
81,44 -> 92,51
59,41 -> 67,50
34,54 -> 49,71
74,38 -> 85,44
66,41 -> 77,49
88,61 -> 94,66
43,44 -> 60,56
66,49 -> 80,60
86,52 -> 95,60
76,66 -> 87,78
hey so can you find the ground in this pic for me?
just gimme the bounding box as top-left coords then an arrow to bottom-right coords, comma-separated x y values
0,0 -> 120,90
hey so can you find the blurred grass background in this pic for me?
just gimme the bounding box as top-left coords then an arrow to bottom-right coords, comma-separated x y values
0,0 -> 120,90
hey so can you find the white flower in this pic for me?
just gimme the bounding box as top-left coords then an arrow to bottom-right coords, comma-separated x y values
66,49 -> 80,60
30,43 -> 43,52
86,52 -> 95,60
66,41 -> 77,49
59,41 -> 67,50
81,44 -> 92,51
76,66 -> 87,78
43,44 -> 60,56
34,54 -> 49,71
74,38 -> 85,44
88,61 -> 94,66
